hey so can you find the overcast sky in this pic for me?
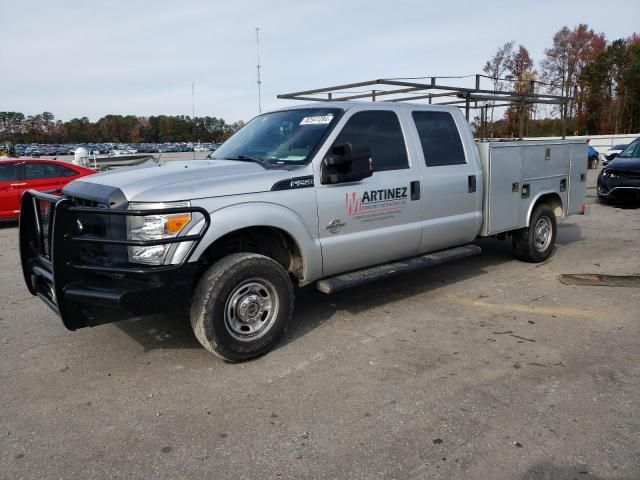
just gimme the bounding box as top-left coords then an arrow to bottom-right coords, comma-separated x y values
1,0 -> 638,123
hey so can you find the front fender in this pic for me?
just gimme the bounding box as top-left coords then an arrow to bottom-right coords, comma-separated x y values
190,202 -> 322,284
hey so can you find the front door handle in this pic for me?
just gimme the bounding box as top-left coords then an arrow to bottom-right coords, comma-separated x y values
410,181 -> 420,200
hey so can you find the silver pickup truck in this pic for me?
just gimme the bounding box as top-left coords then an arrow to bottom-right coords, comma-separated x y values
20,102 -> 587,361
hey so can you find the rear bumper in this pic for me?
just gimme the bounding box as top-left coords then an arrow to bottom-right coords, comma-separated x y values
19,190 -> 209,330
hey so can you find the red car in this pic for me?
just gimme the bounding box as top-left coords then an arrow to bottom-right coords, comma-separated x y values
0,158 -> 95,220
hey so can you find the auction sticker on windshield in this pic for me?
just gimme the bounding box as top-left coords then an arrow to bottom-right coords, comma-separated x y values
300,114 -> 334,125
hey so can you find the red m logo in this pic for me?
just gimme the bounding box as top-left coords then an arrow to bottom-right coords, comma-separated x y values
345,192 -> 361,215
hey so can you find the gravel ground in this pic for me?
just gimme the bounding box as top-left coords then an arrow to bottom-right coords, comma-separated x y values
1,169 -> 639,480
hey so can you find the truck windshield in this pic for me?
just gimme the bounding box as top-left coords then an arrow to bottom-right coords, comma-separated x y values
212,108 -> 342,165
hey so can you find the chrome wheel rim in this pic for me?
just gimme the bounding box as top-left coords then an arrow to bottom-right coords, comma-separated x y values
224,278 -> 279,341
534,216 -> 552,252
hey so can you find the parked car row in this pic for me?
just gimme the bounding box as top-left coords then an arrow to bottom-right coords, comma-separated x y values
7,142 -> 223,157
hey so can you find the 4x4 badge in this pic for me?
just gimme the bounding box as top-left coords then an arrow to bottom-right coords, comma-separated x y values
326,218 -> 345,234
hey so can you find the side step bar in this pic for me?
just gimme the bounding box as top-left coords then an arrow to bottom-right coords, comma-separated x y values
317,244 -> 482,294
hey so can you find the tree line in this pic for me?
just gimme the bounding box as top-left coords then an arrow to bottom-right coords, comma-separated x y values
481,25 -> 640,138
0,112 -> 245,144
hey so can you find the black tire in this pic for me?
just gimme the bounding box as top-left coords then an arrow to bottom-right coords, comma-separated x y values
190,253 -> 294,362
512,203 -> 557,263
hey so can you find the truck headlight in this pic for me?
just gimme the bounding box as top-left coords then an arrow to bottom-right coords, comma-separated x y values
127,201 -> 192,265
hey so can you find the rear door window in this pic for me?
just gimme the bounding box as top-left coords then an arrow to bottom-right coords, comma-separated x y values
412,111 -> 466,167
0,163 -> 17,181
333,110 -> 409,172
25,163 -> 58,179
50,164 -> 78,177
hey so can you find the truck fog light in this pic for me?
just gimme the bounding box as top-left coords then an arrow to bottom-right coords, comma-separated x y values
129,244 -> 169,265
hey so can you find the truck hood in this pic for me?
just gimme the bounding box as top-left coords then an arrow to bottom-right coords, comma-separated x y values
63,160 -> 293,203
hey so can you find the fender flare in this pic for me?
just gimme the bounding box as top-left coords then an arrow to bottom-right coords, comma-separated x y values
525,190 -> 565,226
190,202 -> 322,283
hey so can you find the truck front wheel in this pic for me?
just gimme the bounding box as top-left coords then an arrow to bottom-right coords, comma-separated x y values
512,203 -> 557,263
190,253 -> 294,362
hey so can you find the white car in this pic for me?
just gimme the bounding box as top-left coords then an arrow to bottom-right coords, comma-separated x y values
603,144 -> 629,165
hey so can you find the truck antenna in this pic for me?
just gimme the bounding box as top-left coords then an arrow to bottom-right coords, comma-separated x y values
255,27 -> 262,114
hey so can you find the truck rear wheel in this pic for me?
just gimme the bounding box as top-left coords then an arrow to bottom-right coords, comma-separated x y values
190,253 -> 294,362
512,203 -> 557,263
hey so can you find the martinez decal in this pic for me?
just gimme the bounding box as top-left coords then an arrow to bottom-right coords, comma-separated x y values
345,186 -> 409,222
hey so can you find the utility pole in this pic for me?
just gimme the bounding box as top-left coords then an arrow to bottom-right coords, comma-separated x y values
255,27 -> 262,114
192,81 -> 196,160
191,82 -> 195,118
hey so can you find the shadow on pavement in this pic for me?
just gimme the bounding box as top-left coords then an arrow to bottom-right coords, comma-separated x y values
114,310 -> 199,351
281,237 -> 520,349
113,237 -> 515,352
556,223 -> 582,245
112,234 -> 580,354
0,219 -> 19,229
607,202 -> 640,210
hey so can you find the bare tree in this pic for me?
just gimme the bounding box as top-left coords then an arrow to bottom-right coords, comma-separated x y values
483,41 -> 515,137
541,24 -> 605,120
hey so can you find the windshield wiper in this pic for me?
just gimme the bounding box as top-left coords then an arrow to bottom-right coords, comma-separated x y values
224,155 -> 269,167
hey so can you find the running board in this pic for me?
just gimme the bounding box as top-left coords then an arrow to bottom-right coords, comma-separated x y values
316,244 -> 482,294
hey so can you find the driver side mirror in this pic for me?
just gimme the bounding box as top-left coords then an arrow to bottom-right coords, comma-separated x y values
321,143 -> 373,185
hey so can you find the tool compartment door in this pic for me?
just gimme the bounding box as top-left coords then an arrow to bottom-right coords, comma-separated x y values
485,145 -> 523,234
521,143 -> 570,221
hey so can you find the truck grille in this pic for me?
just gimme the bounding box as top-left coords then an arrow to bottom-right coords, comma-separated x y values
71,196 -> 129,267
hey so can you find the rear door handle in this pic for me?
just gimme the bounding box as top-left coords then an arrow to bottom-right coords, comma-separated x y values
410,181 -> 420,200
468,175 -> 477,193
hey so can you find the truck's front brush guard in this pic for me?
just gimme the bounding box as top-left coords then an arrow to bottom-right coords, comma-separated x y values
19,190 -> 210,330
